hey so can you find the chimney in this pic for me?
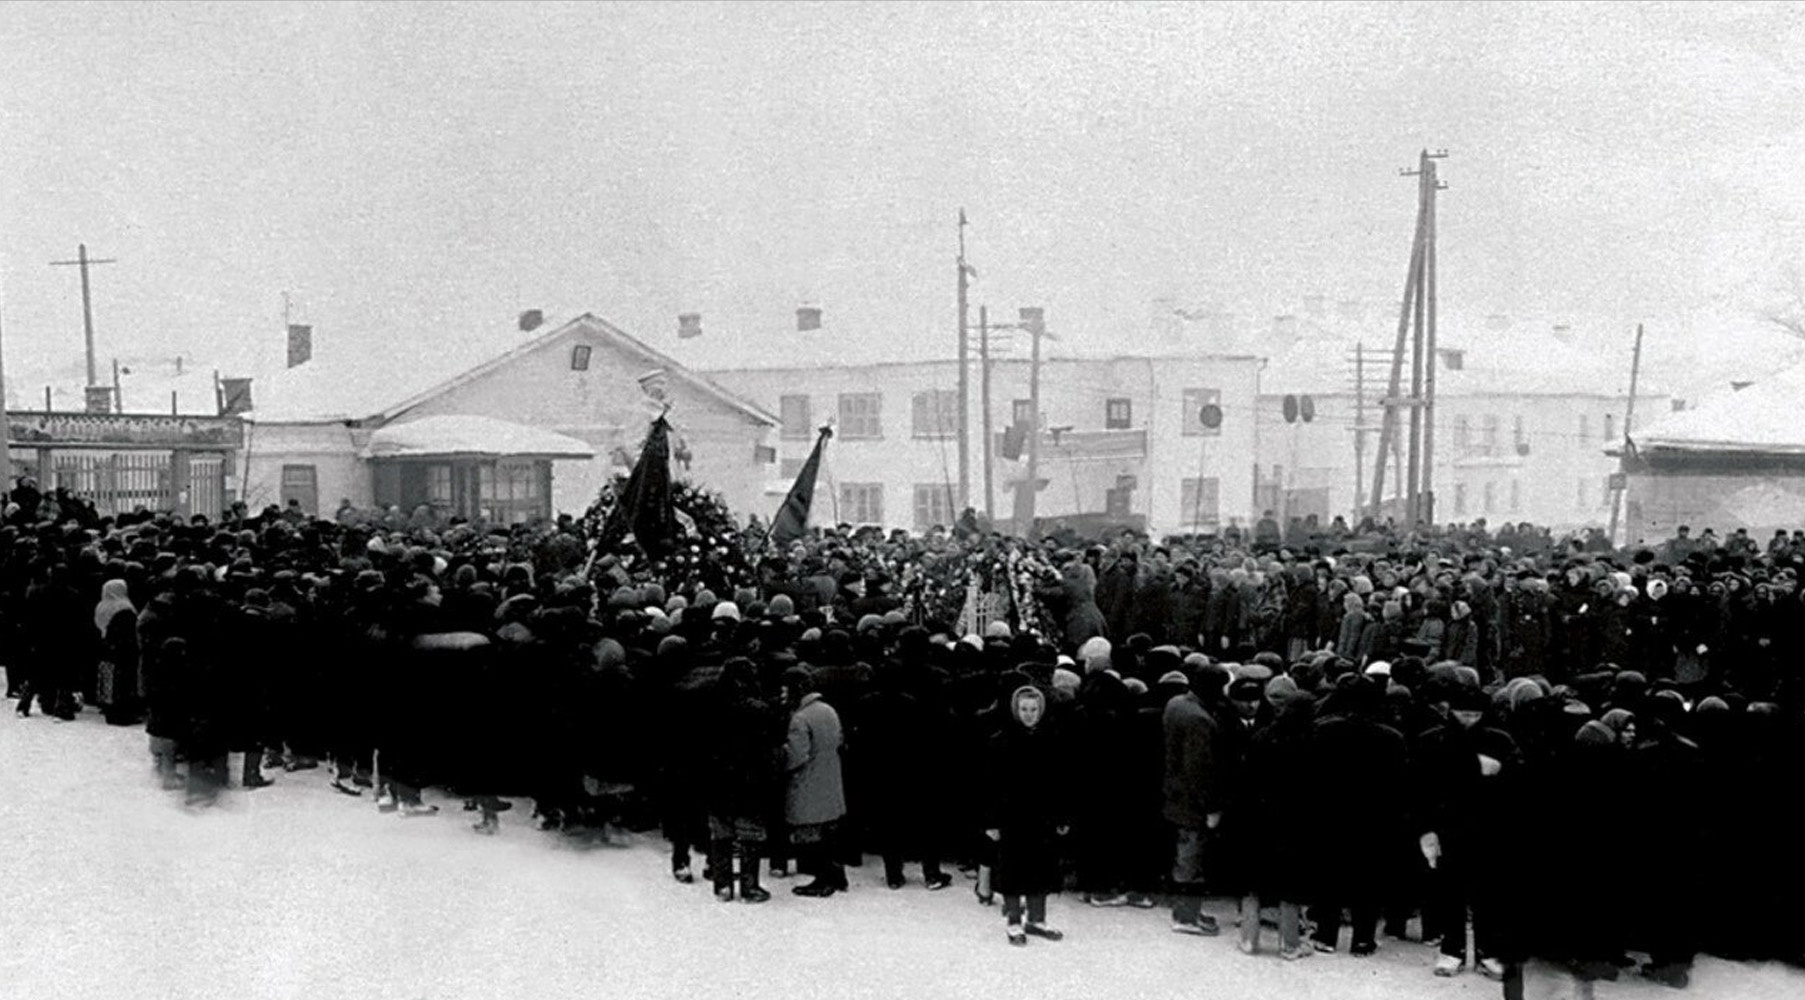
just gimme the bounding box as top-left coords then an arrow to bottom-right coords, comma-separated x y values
518,310 -> 544,332
1151,297 -> 1180,343
1302,294 -> 1327,318
678,313 -> 703,339
84,385 -> 113,414
1731,381 -> 1753,392
286,324 -> 313,368
1551,323 -> 1574,344
219,377 -> 254,416
796,306 -> 822,332
1271,314 -> 1299,345
175,356 -> 184,376
1486,314 -> 1511,331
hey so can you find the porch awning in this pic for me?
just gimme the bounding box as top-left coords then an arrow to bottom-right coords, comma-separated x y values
361,415 -> 595,461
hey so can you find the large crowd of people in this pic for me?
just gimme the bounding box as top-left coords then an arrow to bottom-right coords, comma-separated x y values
4,476 -> 1803,996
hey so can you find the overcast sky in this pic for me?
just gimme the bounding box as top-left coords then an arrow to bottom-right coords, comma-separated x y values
5,0 -> 1805,399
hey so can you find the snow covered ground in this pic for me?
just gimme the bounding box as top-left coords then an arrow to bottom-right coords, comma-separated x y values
1,705 -> 1798,1000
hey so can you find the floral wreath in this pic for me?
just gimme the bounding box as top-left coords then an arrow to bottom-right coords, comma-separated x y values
579,475 -> 755,594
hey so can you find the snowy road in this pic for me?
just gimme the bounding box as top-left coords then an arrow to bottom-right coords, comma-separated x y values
1,707 -> 1797,1000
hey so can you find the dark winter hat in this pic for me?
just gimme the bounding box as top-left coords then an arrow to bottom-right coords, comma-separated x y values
1575,720 -> 1616,747
767,593 -> 795,617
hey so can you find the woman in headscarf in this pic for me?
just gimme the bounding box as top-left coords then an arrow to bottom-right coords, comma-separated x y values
982,684 -> 1069,946
93,578 -> 140,725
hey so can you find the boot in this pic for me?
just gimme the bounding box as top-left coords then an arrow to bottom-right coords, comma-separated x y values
739,855 -> 771,904
242,753 -> 272,789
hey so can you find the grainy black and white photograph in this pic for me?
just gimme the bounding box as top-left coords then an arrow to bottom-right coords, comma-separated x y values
3,2 -> 1804,998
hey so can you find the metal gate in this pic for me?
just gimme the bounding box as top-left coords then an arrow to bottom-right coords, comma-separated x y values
53,452 -> 171,516
189,455 -> 224,520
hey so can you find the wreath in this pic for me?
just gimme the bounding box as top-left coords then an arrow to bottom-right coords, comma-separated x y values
580,475 -> 755,595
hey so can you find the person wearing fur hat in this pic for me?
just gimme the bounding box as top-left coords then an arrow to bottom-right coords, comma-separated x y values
851,630 -> 956,892
1335,591 -> 1375,665
983,685 -> 1069,945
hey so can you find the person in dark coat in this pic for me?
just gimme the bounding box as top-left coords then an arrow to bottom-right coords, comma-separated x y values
853,631 -> 955,891
137,589 -> 185,789
1227,674 -> 1317,960
18,562 -> 87,720
1070,668 -> 1138,906
1415,679 -> 1521,979
654,634 -> 716,882
1307,676 -> 1411,956
1163,666 -> 1229,935
225,590 -> 280,789
703,656 -> 786,902
983,684 -> 1068,945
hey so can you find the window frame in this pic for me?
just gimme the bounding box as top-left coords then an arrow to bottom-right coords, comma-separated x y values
1105,397 -> 1133,430
837,393 -> 883,440
779,395 -> 813,440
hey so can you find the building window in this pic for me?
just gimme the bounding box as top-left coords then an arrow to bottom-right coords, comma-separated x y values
279,464 -> 318,514
753,444 -> 777,465
1454,482 -> 1467,516
1510,479 -> 1522,512
911,389 -> 959,440
839,482 -> 884,525
838,393 -> 883,439
780,395 -> 812,440
913,483 -> 955,530
1105,486 -> 1132,517
1181,388 -> 1222,437
1578,414 -> 1591,443
1012,398 -> 1036,427
1481,415 -> 1500,455
780,458 -> 804,479
1105,397 -> 1132,429
427,465 -> 452,507
1439,349 -> 1465,371
570,344 -> 592,371
1604,413 -> 1616,442
1484,481 -> 1496,513
1455,415 -> 1470,451
1179,476 -> 1220,526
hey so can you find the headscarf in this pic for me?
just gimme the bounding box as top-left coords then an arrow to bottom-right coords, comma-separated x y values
93,578 -> 135,637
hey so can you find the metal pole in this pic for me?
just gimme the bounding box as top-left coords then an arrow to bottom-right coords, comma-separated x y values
1608,323 -> 1645,546
980,305 -> 995,520
112,358 -> 122,414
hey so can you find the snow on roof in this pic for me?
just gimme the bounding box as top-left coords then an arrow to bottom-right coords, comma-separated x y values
361,415 -> 595,461
1633,362 -> 1805,455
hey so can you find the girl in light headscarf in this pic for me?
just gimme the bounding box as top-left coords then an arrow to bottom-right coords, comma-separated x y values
93,579 -> 140,726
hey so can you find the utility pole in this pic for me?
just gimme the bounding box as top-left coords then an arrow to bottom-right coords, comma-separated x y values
1012,307 -> 1047,538
1371,150 -> 1447,523
980,305 -> 995,520
1353,342 -> 1366,520
50,243 -> 118,388
0,293 -> 10,489
1608,323 -> 1645,546
956,211 -> 973,511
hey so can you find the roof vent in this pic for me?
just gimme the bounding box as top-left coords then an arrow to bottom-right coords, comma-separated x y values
518,310 -> 544,332
797,306 -> 822,332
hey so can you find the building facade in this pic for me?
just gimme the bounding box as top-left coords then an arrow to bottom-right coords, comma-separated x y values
707,353 -> 1264,536
242,315 -> 778,522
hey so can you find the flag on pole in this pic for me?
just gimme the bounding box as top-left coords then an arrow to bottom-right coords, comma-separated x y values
604,416 -> 679,557
771,425 -> 832,547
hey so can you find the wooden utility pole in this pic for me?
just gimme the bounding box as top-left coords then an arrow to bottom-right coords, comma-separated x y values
956,211 -> 972,511
1370,150 -> 1447,523
980,305 -> 995,519
1012,307 -> 1047,538
1608,323 -> 1645,546
0,294 -> 10,489
50,243 -> 118,388
1353,342 -> 1366,520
